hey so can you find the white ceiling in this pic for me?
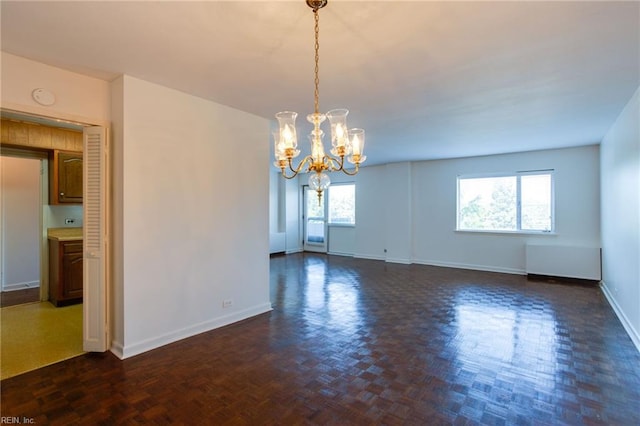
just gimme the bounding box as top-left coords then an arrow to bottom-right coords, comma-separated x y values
1,0 -> 638,166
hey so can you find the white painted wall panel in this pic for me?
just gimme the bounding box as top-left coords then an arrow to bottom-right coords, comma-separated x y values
412,145 -> 601,274
328,226 -> 355,256
385,163 -> 412,264
115,75 -> 271,358
285,177 -> 302,253
1,52 -> 110,125
600,86 -> 640,350
354,165 -> 386,260
1,156 -> 40,290
525,244 -> 601,280
270,233 -> 286,253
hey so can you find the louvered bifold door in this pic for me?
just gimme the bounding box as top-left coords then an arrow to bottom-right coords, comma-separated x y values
83,126 -> 108,352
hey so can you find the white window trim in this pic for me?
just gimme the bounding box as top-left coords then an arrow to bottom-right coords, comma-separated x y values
456,169 -> 555,234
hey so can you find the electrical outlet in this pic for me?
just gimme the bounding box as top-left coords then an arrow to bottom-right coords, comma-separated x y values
65,218 -> 76,225
222,299 -> 233,308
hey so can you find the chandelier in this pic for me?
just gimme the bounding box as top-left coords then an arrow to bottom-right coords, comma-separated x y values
273,0 -> 366,203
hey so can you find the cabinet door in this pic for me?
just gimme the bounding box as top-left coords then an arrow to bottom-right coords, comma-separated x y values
58,152 -> 83,203
62,242 -> 83,299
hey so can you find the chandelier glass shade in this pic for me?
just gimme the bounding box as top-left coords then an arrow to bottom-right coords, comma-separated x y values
273,0 -> 366,203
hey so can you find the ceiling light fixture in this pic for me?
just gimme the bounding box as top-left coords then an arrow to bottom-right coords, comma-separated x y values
273,0 -> 366,204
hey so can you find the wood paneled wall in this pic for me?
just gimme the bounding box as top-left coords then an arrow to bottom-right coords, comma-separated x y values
1,119 -> 82,152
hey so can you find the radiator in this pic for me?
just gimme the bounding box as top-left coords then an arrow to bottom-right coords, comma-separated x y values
525,244 -> 601,280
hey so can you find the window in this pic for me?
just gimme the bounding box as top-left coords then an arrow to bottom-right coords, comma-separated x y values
328,183 -> 355,225
457,171 -> 554,233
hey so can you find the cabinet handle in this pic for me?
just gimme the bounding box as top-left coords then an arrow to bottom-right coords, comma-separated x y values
60,192 -> 65,196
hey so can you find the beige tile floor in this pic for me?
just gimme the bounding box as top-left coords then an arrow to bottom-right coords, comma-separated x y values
1,301 -> 83,380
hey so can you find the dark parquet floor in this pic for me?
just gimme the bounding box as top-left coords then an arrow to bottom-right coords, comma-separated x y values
1,288 -> 39,308
1,253 -> 639,425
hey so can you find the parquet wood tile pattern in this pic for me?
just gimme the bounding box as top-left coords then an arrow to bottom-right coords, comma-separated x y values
1,288 -> 39,308
2,253 -> 639,425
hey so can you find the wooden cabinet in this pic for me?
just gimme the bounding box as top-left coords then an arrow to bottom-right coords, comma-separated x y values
50,150 -> 83,204
49,239 -> 83,306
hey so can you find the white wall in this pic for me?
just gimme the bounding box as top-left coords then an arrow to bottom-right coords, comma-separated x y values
412,145 -> 600,273
111,75 -> 125,356
269,170 -> 286,253
278,145 -> 601,274
354,165 -> 387,259
328,226 -> 355,256
110,75 -> 271,358
46,205 -> 83,228
385,162 -> 412,264
0,156 -> 41,290
285,177 -> 302,253
1,52 -> 110,126
600,86 -> 640,350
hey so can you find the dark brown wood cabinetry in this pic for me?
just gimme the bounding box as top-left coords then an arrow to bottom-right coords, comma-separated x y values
49,239 -> 83,306
50,150 -> 83,204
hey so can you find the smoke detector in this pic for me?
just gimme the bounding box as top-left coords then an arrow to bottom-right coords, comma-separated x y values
31,88 -> 56,106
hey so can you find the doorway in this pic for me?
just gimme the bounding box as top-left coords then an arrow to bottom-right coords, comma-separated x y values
0,112 -> 106,378
0,155 -> 43,306
0,149 -> 84,379
303,185 -> 327,253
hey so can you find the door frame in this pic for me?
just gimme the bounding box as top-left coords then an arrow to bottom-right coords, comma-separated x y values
302,185 -> 328,253
1,108 -> 110,352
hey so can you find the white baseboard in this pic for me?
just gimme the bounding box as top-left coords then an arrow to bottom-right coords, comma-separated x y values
115,303 -> 273,360
2,280 -> 40,291
327,251 -> 354,257
412,259 -> 525,275
600,281 -> 640,353
385,257 -> 412,264
285,248 -> 303,254
353,253 -> 385,261
110,341 -> 124,359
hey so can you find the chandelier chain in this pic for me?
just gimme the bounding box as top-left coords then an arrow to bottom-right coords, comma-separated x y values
274,0 -> 365,203
313,9 -> 320,115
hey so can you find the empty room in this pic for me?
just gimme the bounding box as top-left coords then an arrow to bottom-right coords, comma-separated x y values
1,1 -> 638,424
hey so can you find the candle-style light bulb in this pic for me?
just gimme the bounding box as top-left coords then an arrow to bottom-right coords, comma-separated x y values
282,124 -> 294,148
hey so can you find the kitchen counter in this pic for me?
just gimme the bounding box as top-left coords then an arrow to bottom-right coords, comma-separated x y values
48,227 -> 83,241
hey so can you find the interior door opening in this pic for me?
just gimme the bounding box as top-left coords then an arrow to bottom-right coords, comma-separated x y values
0,154 -> 44,305
1,109 -> 108,378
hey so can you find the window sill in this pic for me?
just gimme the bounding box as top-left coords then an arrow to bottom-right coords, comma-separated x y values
455,229 -> 557,236
328,223 -> 355,228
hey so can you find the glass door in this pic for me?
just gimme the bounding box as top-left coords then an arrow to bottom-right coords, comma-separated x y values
303,186 -> 327,253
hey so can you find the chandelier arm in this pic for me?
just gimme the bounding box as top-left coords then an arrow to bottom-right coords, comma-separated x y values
280,168 -> 300,180
325,155 -> 345,172
341,163 -> 360,176
288,155 -> 313,175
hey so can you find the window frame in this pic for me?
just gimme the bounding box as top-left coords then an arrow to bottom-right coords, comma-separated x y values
456,170 -> 555,234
